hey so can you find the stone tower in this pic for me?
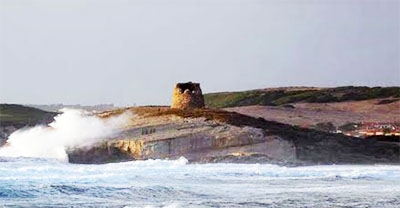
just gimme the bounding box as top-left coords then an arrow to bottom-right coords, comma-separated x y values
171,82 -> 205,109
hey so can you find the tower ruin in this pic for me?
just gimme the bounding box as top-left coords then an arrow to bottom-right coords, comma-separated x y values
171,82 -> 205,109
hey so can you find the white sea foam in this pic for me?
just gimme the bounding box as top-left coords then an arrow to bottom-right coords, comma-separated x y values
0,108 -> 131,162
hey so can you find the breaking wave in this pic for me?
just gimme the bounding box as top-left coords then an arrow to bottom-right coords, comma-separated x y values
0,109 -> 131,162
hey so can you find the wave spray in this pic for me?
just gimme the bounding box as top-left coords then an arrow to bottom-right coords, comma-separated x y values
0,109 -> 130,162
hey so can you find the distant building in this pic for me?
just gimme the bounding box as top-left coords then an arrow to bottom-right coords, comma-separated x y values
357,122 -> 400,137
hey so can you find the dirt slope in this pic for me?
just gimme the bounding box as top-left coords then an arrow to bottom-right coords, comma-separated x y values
225,99 -> 400,127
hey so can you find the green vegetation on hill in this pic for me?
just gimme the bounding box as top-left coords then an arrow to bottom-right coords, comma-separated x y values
0,104 -> 57,127
204,86 -> 400,108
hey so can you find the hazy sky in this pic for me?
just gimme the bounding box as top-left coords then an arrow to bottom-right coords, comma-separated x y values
0,0 -> 399,106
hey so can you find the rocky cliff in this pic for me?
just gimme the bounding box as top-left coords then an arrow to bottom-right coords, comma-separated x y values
68,107 -> 400,165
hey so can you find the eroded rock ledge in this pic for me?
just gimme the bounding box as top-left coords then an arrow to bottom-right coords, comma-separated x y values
68,107 -> 400,165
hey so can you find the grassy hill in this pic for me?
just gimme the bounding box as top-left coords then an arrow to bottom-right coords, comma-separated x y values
0,104 -> 57,127
204,86 -> 400,108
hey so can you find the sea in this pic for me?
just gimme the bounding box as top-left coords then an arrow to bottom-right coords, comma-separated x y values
0,157 -> 399,208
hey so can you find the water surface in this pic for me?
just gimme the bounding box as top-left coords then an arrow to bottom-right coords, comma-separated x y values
0,157 -> 399,207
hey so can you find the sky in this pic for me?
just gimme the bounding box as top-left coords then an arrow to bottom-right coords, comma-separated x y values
0,0 -> 399,106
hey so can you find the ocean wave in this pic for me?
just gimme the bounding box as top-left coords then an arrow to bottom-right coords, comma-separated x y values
0,157 -> 399,207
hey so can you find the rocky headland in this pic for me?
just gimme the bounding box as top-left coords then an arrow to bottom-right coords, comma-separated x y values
68,107 -> 400,165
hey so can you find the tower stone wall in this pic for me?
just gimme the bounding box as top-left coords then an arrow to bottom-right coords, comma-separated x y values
171,82 -> 205,109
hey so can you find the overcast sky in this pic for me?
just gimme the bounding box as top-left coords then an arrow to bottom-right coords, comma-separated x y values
0,0 -> 399,106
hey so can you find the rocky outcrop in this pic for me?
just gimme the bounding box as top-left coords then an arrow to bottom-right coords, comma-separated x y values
67,107 -> 400,165
0,126 -> 17,146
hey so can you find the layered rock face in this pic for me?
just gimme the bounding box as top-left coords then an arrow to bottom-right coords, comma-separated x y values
110,119 -> 296,164
171,82 -> 205,109
68,112 -> 296,164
